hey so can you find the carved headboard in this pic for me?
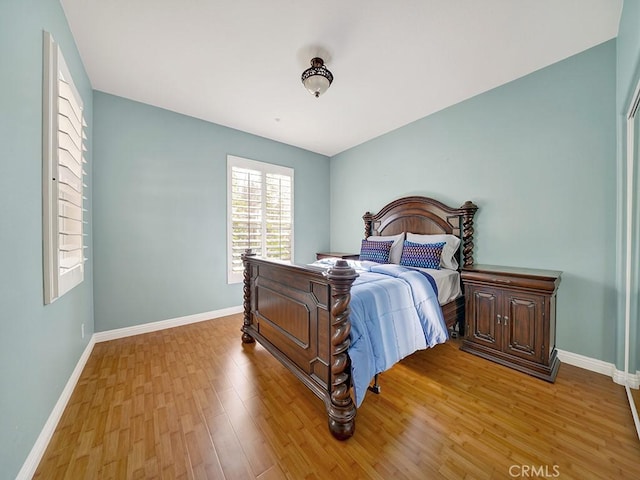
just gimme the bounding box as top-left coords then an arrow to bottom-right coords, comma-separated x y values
362,196 -> 478,268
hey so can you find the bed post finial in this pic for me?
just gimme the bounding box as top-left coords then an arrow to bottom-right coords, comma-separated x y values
460,201 -> 478,268
362,212 -> 373,238
241,249 -> 257,344
326,260 -> 358,440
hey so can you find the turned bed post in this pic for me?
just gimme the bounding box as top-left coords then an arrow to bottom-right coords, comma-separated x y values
241,249 -> 256,344
460,201 -> 478,268
362,212 -> 373,238
325,260 -> 358,440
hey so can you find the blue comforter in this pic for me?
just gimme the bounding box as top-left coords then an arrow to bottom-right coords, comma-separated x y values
347,263 -> 449,406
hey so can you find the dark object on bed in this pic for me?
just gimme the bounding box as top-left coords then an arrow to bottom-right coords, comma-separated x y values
241,196 -> 478,439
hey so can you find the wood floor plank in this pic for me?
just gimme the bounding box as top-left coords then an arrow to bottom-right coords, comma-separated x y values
34,314 -> 640,479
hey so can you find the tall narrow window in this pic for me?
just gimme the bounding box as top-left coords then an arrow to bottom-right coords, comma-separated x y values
227,155 -> 293,283
43,32 -> 88,304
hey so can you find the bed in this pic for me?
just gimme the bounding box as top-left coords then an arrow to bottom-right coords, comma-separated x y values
240,196 -> 478,439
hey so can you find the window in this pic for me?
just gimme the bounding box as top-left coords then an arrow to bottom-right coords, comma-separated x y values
42,32 -> 88,304
227,155 -> 293,283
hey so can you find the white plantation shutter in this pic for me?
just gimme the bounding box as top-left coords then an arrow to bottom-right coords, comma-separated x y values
265,173 -> 292,258
43,32 -> 88,304
230,167 -> 263,268
227,156 -> 294,283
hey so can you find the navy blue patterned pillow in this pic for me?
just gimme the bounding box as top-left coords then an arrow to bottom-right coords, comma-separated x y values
400,241 -> 445,269
359,239 -> 393,263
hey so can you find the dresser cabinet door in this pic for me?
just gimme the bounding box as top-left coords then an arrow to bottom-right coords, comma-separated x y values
466,285 -> 501,349
502,292 -> 545,364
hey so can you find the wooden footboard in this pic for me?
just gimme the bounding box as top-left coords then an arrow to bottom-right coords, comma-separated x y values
241,252 -> 358,440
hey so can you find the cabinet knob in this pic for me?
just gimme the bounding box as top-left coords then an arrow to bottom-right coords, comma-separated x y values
504,316 -> 509,325
497,314 -> 502,325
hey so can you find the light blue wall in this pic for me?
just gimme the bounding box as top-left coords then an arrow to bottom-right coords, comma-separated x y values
0,1 -> 94,478
330,41 -> 617,363
92,92 -> 330,331
617,0 -> 640,373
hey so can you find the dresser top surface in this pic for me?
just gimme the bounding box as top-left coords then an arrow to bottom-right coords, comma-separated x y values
462,264 -> 562,280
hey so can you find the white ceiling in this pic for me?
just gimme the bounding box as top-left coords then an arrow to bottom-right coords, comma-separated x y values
60,0 -> 622,157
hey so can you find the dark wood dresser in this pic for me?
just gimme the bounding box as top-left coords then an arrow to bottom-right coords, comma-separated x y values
460,264 -> 561,382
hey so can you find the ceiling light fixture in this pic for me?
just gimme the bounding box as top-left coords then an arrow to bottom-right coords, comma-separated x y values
301,57 -> 333,98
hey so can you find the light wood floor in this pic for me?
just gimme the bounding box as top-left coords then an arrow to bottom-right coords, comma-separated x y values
631,387 -> 640,429
632,387 -> 640,411
35,314 -> 640,479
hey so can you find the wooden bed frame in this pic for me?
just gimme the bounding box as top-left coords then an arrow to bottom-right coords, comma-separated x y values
241,196 -> 478,439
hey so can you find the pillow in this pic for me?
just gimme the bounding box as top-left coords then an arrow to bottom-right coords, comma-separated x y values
366,232 -> 405,264
406,233 -> 461,270
399,241 -> 445,269
359,239 -> 394,263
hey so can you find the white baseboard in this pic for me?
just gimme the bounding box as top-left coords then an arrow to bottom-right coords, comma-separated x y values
93,305 -> 243,343
557,349 -> 640,388
614,369 -> 640,389
16,336 -> 96,480
17,305 -> 243,479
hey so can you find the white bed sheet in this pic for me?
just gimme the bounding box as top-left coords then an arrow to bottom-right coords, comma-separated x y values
409,266 -> 462,305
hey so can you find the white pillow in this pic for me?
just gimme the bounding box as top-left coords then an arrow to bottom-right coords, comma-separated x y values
367,232 -> 405,264
406,233 -> 461,270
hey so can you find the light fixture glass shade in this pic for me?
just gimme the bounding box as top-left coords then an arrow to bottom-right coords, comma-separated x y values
301,57 -> 333,98
303,75 -> 330,97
